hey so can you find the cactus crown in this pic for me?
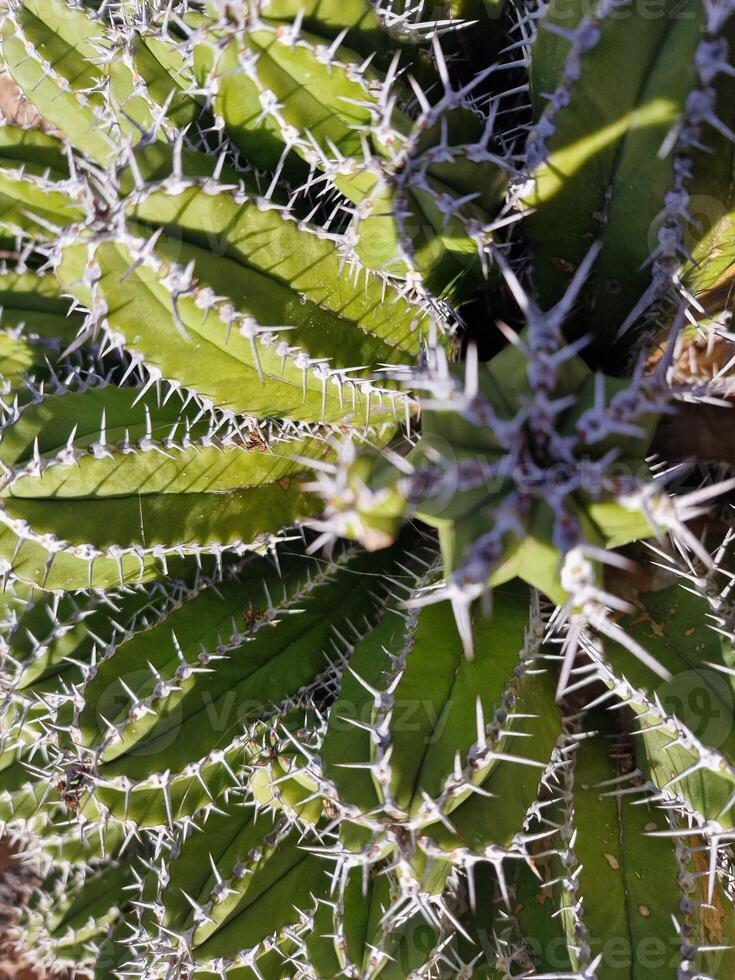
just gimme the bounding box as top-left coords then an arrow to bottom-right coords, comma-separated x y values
1,0 -> 735,976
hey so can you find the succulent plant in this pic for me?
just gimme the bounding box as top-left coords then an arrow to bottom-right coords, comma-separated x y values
1,0 -> 735,976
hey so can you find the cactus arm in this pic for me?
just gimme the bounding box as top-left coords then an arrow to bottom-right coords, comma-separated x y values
20,861 -> 135,975
259,0 -> 388,56
193,20 -> 382,180
145,804 -> 330,969
57,191 -> 422,425
598,581 -> 735,830
0,576 -> 210,831
9,572 -> 204,695
563,731 -> 683,977
0,386 -> 325,590
122,229 -> 408,376
156,805 -> 281,941
59,549 -> 392,824
0,0 -> 121,164
420,667 -> 562,856
526,0 -> 699,273
320,576 -> 562,858
385,587 -> 535,815
245,29 -> 376,161
4,428 -> 321,498
192,37 -> 307,182
7,0 -> 106,90
126,185 -> 428,359
0,385 -> 192,465
526,0 -> 735,341
193,839 -> 326,967
78,552 -> 382,772
86,744 -> 251,828
591,12 -> 717,328
1,2 -> 200,162
545,725 -> 735,978
84,240 -> 401,423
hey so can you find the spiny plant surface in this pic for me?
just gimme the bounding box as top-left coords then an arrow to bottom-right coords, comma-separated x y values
1,0 -> 735,977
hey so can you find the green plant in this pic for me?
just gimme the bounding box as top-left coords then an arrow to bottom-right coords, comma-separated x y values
1,0 -> 735,976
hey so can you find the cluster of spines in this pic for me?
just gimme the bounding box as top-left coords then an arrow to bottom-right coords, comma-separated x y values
318,249 -> 735,674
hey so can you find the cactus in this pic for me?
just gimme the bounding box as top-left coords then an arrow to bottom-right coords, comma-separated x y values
524,0 -> 735,352
1,0 -> 735,976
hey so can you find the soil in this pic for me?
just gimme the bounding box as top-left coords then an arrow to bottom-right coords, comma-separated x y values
0,74 -> 39,127
0,840 -> 37,980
